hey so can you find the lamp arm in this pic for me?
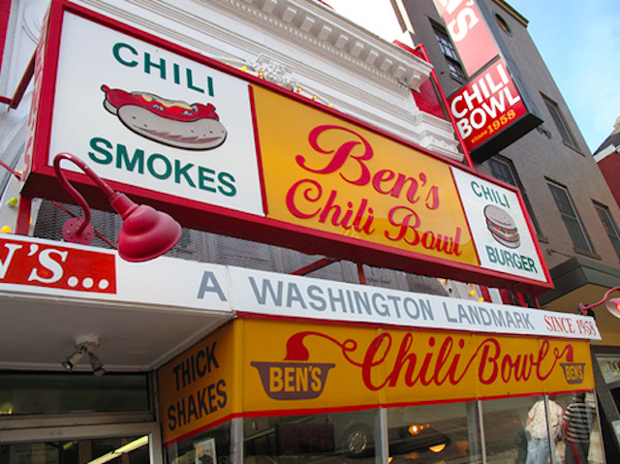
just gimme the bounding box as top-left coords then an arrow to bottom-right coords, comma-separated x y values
581,286 -> 620,311
0,159 -> 21,180
53,153 -> 116,235
54,153 -> 115,196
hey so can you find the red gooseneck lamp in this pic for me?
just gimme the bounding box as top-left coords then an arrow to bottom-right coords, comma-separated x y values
578,286 -> 620,319
53,153 -> 182,262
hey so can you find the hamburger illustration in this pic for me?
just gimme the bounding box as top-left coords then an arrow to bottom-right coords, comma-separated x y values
101,85 -> 227,150
483,204 -> 520,248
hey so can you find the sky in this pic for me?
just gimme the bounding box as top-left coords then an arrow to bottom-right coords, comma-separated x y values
508,0 -> 620,153
325,0 -> 620,154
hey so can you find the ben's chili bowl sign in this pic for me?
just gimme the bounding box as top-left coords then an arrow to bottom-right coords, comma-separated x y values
253,85 -> 547,284
254,86 -> 478,266
243,319 -> 595,412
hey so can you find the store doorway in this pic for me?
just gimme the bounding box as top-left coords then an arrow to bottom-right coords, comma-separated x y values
0,422 -> 162,464
1,436 -> 149,464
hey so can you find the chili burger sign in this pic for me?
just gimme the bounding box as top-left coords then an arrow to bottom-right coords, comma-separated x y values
22,1 -> 551,293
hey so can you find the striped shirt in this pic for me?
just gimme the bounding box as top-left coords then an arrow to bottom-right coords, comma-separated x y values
564,401 -> 595,443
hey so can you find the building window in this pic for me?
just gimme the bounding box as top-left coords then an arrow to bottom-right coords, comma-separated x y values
495,13 -> 512,36
542,95 -> 579,150
432,24 -> 468,83
487,157 -> 542,236
594,202 -> 620,260
547,181 -> 594,253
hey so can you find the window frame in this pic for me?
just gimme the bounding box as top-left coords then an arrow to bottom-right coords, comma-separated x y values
594,201 -> 620,261
487,156 -> 544,239
542,94 -> 580,152
546,180 -> 595,254
431,22 -> 468,84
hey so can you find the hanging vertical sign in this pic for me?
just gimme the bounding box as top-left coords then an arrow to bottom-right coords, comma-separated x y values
432,0 -> 543,161
432,0 -> 497,77
448,58 -> 535,157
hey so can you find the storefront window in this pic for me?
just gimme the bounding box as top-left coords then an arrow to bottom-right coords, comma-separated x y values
387,402 -> 480,464
163,395 -> 605,464
482,396 -> 541,464
555,392 -> 604,464
481,394 -> 600,464
167,422 -> 231,464
0,436 -> 148,464
0,372 -> 150,415
244,410 -> 379,464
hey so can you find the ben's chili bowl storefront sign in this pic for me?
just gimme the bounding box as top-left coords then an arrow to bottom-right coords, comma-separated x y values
157,318 -> 596,444
253,86 -> 548,285
242,319 -> 595,413
45,9 -> 263,215
255,86 -> 478,262
28,3 -> 550,292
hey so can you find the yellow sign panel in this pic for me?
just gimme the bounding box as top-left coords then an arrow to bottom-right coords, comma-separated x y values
241,319 -> 594,413
157,323 -> 235,445
253,86 -> 478,265
158,319 -> 594,444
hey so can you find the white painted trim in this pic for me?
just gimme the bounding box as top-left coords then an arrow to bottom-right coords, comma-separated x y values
594,143 -> 616,163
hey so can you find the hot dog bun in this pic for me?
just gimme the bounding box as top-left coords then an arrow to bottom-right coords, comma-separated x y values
101,85 -> 227,150
117,105 -> 227,150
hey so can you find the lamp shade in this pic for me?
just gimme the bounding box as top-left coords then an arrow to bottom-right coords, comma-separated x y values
606,298 -> 620,319
53,153 -> 182,261
110,192 -> 182,262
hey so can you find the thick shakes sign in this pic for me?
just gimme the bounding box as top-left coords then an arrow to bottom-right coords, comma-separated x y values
23,2 -> 551,293
158,323 -> 234,445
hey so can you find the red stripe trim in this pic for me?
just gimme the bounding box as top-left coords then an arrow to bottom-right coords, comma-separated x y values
0,0 -> 11,75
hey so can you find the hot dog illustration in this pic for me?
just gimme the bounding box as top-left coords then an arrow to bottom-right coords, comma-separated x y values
101,85 -> 227,150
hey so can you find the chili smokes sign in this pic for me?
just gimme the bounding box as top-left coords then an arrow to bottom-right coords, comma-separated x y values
45,9 -> 263,215
23,2 -> 551,293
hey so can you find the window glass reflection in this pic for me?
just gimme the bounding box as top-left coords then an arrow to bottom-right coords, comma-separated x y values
0,436 -> 148,464
244,410 -> 378,464
387,402 -> 479,464
482,396 -> 538,464
556,392 -> 604,464
0,372 -> 150,415
167,422 -> 230,464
